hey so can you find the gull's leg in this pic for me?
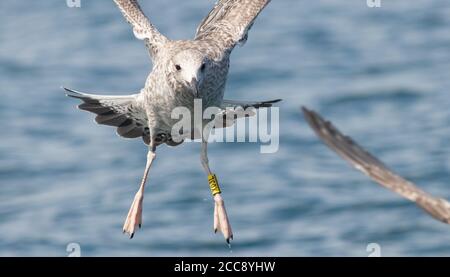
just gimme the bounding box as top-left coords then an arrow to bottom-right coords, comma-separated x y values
123,145 -> 156,239
201,139 -> 233,244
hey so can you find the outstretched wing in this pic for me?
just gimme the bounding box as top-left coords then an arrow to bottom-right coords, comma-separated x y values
64,87 -> 151,145
195,0 -> 271,51
302,107 -> 450,224
214,98 -> 281,128
113,0 -> 168,58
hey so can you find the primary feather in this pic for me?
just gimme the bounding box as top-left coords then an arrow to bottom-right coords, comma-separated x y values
302,107 -> 450,224
64,87 -> 150,144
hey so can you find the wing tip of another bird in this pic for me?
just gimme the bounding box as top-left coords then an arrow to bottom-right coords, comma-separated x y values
301,106 -> 320,127
301,106 -> 315,116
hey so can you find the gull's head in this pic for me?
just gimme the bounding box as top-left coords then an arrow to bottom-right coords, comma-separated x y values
169,49 -> 209,97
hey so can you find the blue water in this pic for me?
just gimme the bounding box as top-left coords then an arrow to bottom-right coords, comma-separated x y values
1,0 -> 450,256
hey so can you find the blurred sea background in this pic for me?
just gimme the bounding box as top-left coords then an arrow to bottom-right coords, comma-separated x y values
1,0 -> 450,256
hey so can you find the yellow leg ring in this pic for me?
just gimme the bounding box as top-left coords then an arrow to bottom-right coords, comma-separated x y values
208,174 -> 221,196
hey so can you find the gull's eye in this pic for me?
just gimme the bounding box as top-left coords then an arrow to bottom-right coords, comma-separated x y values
200,63 -> 206,72
175,64 -> 182,71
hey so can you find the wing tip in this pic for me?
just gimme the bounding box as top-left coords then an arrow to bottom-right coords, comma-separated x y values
301,106 -> 309,113
301,106 -> 321,130
302,106 -> 450,227
301,106 -> 317,118
268,98 -> 282,104
258,98 -> 282,107
62,86 -> 84,99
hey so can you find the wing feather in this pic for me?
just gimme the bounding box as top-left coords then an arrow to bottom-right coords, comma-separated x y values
195,0 -> 271,51
64,87 -> 150,144
302,107 -> 450,224
113,0 -> 168,58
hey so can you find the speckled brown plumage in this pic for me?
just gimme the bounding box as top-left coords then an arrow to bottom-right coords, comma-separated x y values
66,0 -> 276,242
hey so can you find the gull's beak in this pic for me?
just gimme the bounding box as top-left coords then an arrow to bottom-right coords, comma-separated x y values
190,77 -> 199,98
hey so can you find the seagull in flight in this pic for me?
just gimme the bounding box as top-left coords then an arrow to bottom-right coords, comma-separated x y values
64,0 -> 278,244
302,107 -> 450,224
